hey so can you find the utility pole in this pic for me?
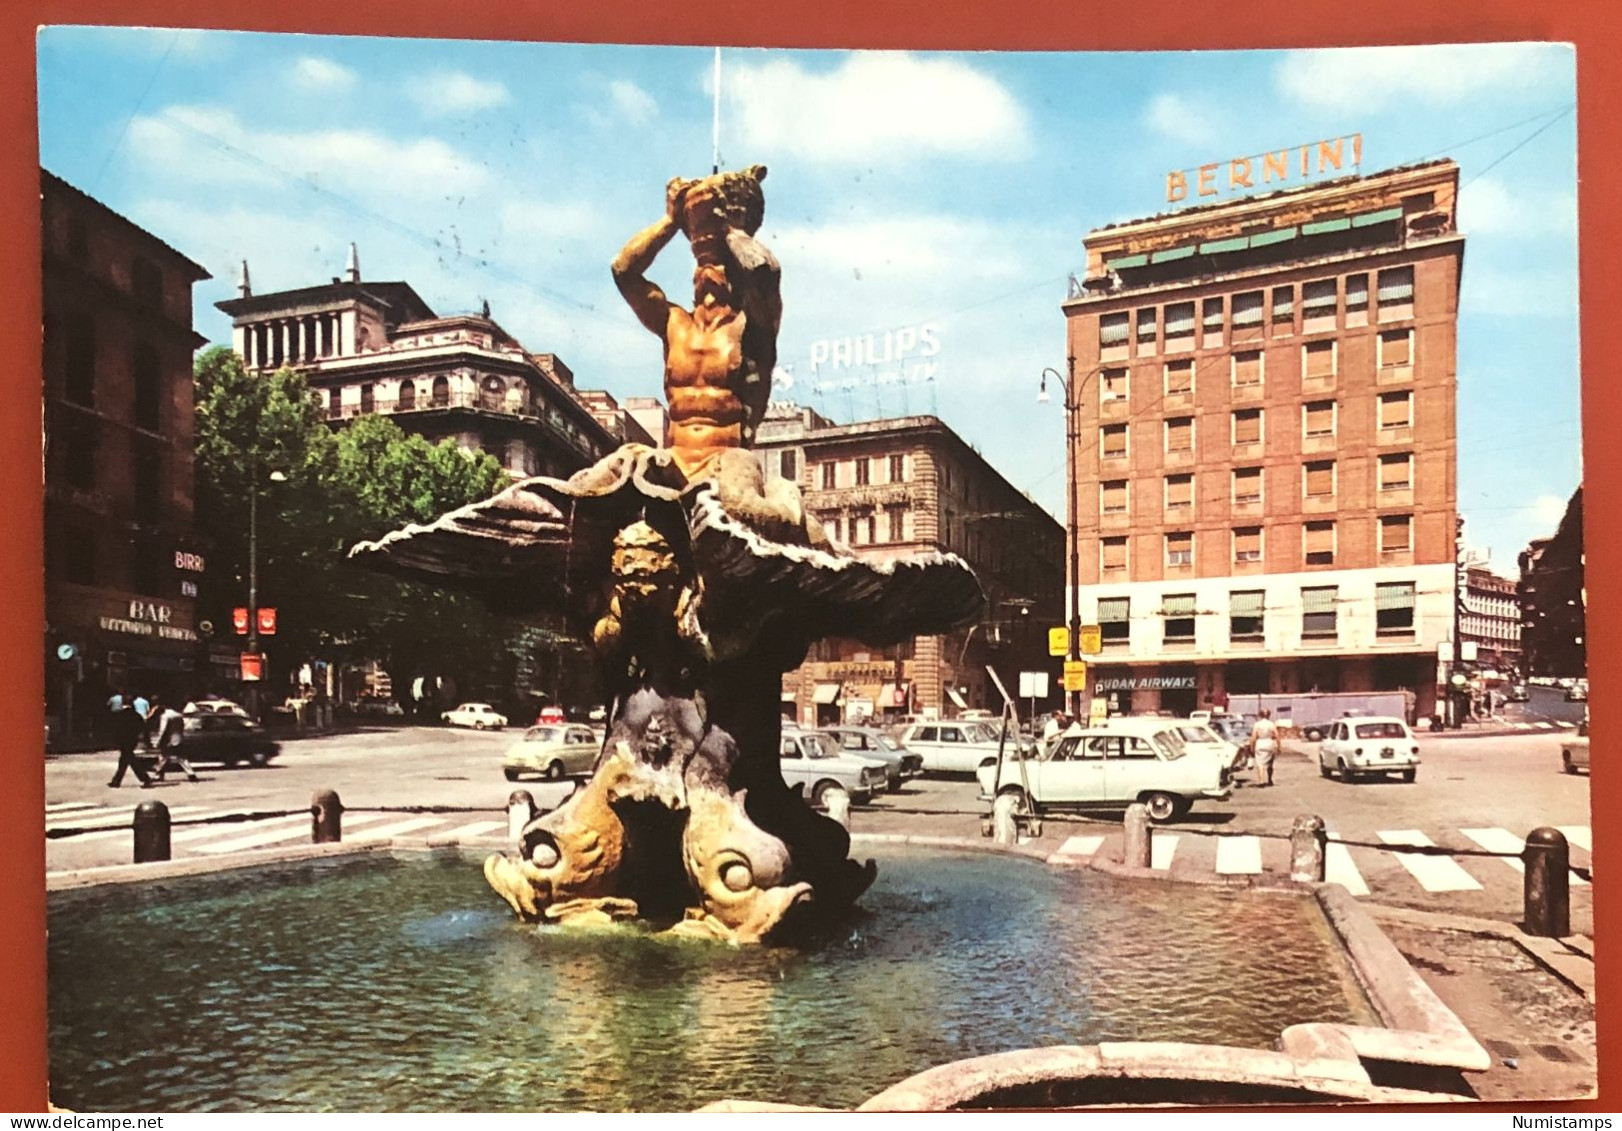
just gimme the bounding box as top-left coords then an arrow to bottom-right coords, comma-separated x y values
1066,355 -> 1081,719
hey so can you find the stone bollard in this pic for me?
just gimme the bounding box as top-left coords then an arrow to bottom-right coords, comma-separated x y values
1524,827 -> 1571,938
133,800 -> 171,863
991,791 -> 1022,846
1290,814 -> 1328,883
823,787 -> 851,831
508,790 -> 538,845
1123,802 -> 1152,868
311,789 -> 344,844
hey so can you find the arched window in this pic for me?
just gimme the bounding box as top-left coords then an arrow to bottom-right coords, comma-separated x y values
398,380 -> 416,411
432,375 -> 450,407
481,376 -> 504,412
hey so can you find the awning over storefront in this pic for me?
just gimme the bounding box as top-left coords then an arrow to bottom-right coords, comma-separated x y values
947,688 -> 968,709
883,682 -> 911,708
812,683 -> 842,705
781,691 -> 797,702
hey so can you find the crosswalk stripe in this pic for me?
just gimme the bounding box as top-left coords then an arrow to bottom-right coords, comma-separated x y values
1215,835 -> 1262,874
1557,721 -> 1576,729
47,805 -> 211,831
183,811 -> 398,851
1535,722 -> 1555,730
344,816 -> 446,842
439,820 -> 506,840
1558,826 -> 1592,852
1151,835 -> 1178,871
46,801 -> 97,813
1378,830 -> 1483,893
1324,841 -> 1371,896
1460,827 -> 1589,887
1052,834 -> 1105,858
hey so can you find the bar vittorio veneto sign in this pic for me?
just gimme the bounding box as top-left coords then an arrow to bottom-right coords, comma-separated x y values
93,594 -> 198,643
1168,134 -> 1363,205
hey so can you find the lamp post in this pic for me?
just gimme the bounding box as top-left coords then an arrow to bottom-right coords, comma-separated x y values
246,466 -> 288,720
1039,360 -> 1084,717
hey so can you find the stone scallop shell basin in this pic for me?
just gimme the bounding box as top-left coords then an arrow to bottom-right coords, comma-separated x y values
41,844 -> 1463,1114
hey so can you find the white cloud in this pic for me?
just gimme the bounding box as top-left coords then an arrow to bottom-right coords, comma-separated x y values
1276,44 -> 1569,111
292,56 -> 356,93
127,105 -> 490,201
608,80 -> 658,124
497,199 -> 612,247
407,71 -> 511,117
724,51 -> 1030,162
1459,177 -> 1577,239
766,213 -> 1037,285
1531,494 -> 1570,529
1143,92 -> 1219,146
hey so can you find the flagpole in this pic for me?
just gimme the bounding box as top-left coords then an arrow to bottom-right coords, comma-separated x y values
712,47 -> 722,174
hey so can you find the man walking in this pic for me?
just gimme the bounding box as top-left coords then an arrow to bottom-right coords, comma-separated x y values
1251,709 -> 1279,788
149,697 -> 199,783
107,692 -> 153,788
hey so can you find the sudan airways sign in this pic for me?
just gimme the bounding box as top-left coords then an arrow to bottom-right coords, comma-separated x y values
1168,134 -> 1363,205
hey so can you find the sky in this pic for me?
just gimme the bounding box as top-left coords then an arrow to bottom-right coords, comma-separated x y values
36,31 -> 1581,572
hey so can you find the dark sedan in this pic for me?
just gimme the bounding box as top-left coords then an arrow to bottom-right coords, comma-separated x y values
819,726 -> 923,792
179,713 -> 280,767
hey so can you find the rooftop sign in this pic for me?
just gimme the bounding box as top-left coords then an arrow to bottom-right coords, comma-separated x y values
1168,134 -> 1363,206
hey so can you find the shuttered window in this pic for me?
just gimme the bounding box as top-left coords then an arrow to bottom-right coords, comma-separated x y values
1163,592 -> 1196,641
1379,452 -> 1413,491
1233,466 -> 1262,503
1231,589 -> 1265,638
1164,302 -> 1195,350
1377,266 -> 1415,304
1376,581 -> 1417,632
1271,285 -> 1294,327
1165,359 -> 1194,395
822,462 -> 837,489
1165,474 -> 1193,510
1302,585 -> 1338,634
1136,307 -> 1157,344
1304,460 -> 1335,497
1344,273 -> 1370,327
1233,350 -> 1262,387
1101,424 -> 1128,458
1101,537 -> 1128,571
1380,514 -> 1413,552
1304,340 -> 1336,379
1379,391 -> 1412,429
1304,521 -> 1336,565
1202,297 -> 1225,344
1234,526 -> 1262,563
1233,409 -> 1262,445
1379,329 -> 1412,368
1101,367 -> 1129,401
1232,291 -> 1264,326
1165,417 -> 1193,452
1166,531 -> 1193,567
1099,312 -> 1130,346
1101,479 -> 1128,513
1302,279 -> 1337,329
1304,400 -> 1335,438
1099,595 -> 1130,640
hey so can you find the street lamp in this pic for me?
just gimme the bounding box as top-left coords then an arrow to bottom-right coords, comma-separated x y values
1039,361 -> 1085,717
247,467 -> 288,719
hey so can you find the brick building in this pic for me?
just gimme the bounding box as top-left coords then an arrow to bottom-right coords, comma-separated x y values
1459,565 -> 1522,675
1061,160 -> 1463,718
42,170 -> 211,743
756,407 -> 1064,725
1519,486 -> 1585,678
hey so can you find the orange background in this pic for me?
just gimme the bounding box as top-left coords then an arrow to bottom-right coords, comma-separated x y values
2,0 -> 1617,1113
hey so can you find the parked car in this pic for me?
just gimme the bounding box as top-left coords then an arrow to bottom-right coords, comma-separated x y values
1566,680 -> 1589,702
535,706 -> 566,724
819,726 -> 923,791
443,703 -> 508,730
178,714 -> 280,767
1317,717 -> 1421,783
1169,722 -> 1244,772
184,697 -> 251,718
976,718 -> 1231,823
1506,684 -> 1530,703
504,724 -> 600,781
898,719 -> 1029,774
1562,720 -> 1590,775
779,728 -> 888,808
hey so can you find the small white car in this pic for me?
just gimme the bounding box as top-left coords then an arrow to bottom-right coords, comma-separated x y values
780,729 -> 889,808
897,720 -> 1030,774
1318,717 -> 1420,783
976,718 -> 1231,823
504,724 -> 600,781
442,702 -> 508,730
1562,720 -> 1589,774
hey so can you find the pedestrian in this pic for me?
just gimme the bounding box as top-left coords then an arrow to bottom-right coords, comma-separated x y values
149,697 -> 199,783
1042,711 -> 1066,743
107,692 -> 153,788
1251,709 -> 1279,787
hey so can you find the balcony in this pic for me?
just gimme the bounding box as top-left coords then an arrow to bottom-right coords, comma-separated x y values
327,392 -> 602,456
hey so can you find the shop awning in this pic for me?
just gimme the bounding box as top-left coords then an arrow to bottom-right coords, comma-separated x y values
1352,206 -> 1404,228
1198,235 -> 1249,255
1302,216 -> 1352,235
1104,252 -> 1148,270
947,688 -> 968,709
883,682 -> 911,708
1248,226 -> 1298,247
781,691 -> 797,702
812,683 -> 842,705
1150,244 -> 1196,264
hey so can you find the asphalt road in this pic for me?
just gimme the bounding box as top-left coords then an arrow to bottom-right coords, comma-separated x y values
44,723 -> 1593,932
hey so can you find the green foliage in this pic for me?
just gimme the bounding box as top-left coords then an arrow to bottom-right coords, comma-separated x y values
191,347 -> 519,701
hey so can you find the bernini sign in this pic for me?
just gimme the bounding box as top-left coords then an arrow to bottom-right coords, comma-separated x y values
1168,134 -> 1363,204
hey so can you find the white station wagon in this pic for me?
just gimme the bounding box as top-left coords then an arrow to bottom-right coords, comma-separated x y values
1317,716 -> 1420,783
976,719 -> 1232,822
897,720 -> 1030,774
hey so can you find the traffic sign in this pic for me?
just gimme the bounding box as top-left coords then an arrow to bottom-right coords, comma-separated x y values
233,607 -> 250,635
1047,627 -> 1069,657
1080,624 -> 1103,655
1062,660 -> 1088,692
258,607 -> 278,636
240,652 -> 264,682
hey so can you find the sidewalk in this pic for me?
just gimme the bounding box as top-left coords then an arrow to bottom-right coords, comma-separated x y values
1423,717 -> 1578,740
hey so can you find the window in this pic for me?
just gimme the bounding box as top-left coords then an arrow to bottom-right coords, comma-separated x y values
1232,466 -> 1263,504
133,443 -> 162,526
1100,312 -> 1130,354
1164,358 -> 1194,396
1304,521 -> 1336,566
1344,272 -> 1370,328
1303,340 -> 1336,380
1101,536 -> 1128,572
1234,526 -> 1262,563
1303,400 -> 1336,439
1101,424 -> 1128,459
398,380 -> 417,411
65,318 -> 96,407
1302,586 -> 1338,636
1379,452 -> 1413,491
1164,474 -> 1193,511
1233,408 -> 1262,445
1272,285 -> 1295,329
1379,329 -> 1412,369
1232,350 -> 1262,387
132,342 -> 161,432
360,383 -> 375,414
480,376 -> 504,411
1304,460 -> 1336,498
1377,266 -> 1415,320
1230,590 -> 1265,639
1136,307 -> 1157,346
60,416 -> 97,490
1232,291 -> 1263,330
327,389 -> 342,419
1163,593 -> 1196,642
1166,531 -> 1193,567
889,454 -> 906,482
885,504 -> 908,542
131,257 -> 163,309
1376,581 -> 1417,633
859,512 -> 876,544
1302,279 -> 1337,331
1201,297 -> 1224,344
1380,514 -> 1413,552
1101,367 -> 1128,402
1378,390 -> 1413,429
1101,479 -> 1128,514
1164,302 -> 1195,350
822,462 -> 838,489
431,375 -> 450,407
855,457 -> 871,486
1099,596 -> 1130,641
1165,416 -> 1193,453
